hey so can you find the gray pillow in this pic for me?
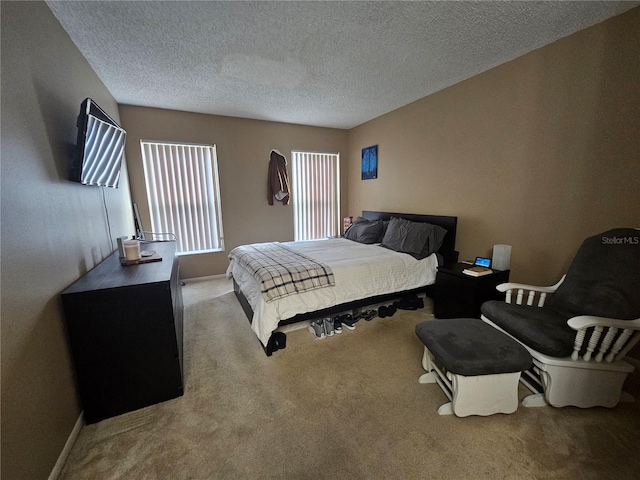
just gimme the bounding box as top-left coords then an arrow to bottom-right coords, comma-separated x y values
417,224 -> 448,260
380,217 -> 432,256
380,220 -> 390,240
343,219 -> 384,244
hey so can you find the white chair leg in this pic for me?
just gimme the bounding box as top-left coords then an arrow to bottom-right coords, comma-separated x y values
522,393 -> 549,407
421,346 -> 434,372
418,372 -> 437,384
437,402 -> 454,415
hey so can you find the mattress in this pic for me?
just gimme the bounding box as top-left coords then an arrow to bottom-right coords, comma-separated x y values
226,237 -> 439,345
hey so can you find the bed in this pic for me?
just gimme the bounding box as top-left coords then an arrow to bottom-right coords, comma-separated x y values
227,211 -> 458,355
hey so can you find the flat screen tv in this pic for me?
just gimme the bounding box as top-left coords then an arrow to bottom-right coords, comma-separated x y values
70,98 -> 126,188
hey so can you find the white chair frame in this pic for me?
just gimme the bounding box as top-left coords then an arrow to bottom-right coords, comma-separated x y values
481,277 -> 640,408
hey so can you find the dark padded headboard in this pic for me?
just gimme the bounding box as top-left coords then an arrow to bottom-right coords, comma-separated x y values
362,211 -> 458,265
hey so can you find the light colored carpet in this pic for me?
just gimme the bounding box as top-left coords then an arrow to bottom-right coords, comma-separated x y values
59,276 -> 640,479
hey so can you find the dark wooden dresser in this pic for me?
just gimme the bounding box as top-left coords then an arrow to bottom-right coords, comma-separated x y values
61,241 -> 183,424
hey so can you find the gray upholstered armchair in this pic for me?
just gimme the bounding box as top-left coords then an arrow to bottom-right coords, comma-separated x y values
481,228 -> 640,408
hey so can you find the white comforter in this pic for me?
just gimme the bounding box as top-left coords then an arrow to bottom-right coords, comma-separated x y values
226,238 -> 439,346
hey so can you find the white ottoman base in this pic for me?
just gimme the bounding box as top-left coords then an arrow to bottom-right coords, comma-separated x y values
418,346 -> 522,417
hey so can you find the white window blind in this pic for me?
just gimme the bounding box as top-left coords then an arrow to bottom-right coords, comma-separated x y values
140,141 -> 224,254
291,151 -> 340,241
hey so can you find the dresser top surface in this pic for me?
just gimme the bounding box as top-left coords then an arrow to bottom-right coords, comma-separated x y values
62,241 -> 176,294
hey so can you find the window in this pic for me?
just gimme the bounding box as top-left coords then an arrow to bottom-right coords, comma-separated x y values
291,151 -> 340,241
140,141 -> 224,254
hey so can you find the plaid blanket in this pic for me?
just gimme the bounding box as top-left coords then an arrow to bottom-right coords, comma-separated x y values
229,242 -> 335,302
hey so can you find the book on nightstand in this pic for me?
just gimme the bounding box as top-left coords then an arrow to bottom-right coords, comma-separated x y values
462,266 -> 493,277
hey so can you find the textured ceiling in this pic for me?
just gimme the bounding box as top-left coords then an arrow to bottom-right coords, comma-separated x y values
46,1 -> 637,129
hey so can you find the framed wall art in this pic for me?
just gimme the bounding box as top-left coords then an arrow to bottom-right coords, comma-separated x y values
361,145 -> 378,180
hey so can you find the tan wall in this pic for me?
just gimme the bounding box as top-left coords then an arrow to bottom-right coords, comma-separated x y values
119,106 -> 348,278
2,5 -> 638,477
0,2 -> 134,478
347,8 -> 640,285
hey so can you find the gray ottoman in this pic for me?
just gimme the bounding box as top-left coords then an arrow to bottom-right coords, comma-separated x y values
415,318 -> 532,417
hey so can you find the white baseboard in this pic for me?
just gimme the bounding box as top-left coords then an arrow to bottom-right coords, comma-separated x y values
49,412 -> 84,480
182,273 -> 228,283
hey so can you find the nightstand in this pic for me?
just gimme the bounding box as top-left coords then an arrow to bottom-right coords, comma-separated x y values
432,263 -> 510,319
